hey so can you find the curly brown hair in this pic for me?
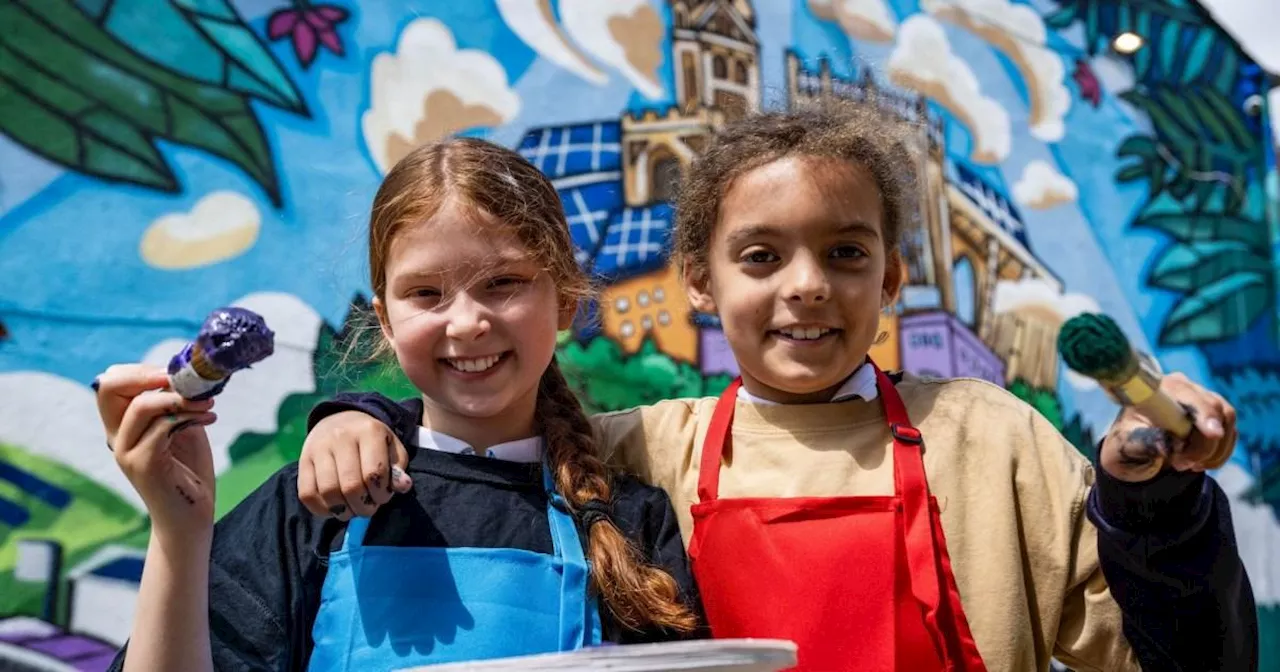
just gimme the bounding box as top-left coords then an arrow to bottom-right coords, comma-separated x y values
367,137 -> 697,634
674,97 -> 923,275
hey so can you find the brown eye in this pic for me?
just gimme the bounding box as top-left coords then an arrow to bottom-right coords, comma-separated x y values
743,250 -> 779,264
830,245 -> 867,259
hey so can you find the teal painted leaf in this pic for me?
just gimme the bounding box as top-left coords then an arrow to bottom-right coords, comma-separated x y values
1196,88 -> 1258,150
1117,2 -> 1133,34
1147,240 -> 1271,291
178,0 -> 239,21
175,2 -> 306,113
4,1 -> 281,203
1084,0 -> 1102,54
92,0 -> 304,114
1134,188 -> 1269,247
1180,30 -> 1216,84
1121,90 -> 1192,145
1116,135 -> 1158,160
1043,6 -> 1077,29
1157,19 -> 1182,80
1153,87 -> 1201,136
1214,47 -> 1238,93
1116,163 -> 1149,183
1168,172 -> 1195,200
1133,11 -> 1154,79
1186,90 -> 1237,146
1158,271 -> 1271,345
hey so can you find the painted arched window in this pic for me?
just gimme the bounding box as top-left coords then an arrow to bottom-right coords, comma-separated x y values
953,255 -> 977,326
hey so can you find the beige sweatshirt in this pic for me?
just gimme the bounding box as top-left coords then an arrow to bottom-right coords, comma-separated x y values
591,373 -> 1140,672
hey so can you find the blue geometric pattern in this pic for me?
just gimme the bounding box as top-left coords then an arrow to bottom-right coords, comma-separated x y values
518,121 -> 622,179
558,176 -> 624,267
592,204 -> 674,281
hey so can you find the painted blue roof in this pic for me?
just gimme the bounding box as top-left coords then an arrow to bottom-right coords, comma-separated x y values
558,176 -> 624,267
518,121 -> 622,179
592,204 -> 673,281
948,160 -> 1030,248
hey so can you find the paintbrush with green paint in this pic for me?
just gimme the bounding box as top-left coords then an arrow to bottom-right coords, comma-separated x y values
1057,313 -> 1194,438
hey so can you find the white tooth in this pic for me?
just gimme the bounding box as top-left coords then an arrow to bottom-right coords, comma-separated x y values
804,328 -> 818,339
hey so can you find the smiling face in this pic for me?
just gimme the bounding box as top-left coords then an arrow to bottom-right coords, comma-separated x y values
686,155 -> 903,403
374,199 -> 571,443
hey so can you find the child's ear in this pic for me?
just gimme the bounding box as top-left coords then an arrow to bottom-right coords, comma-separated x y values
557,296 -> 577,331
881,248 -> 905,308
683,260 -> 717,314
372,296 -> 394,343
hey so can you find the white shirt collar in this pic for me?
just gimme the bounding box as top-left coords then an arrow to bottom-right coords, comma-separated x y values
414,427 -> 544,463
736,361 -> 879,406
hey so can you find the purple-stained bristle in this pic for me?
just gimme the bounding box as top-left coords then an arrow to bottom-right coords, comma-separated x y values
193,307 -> 275,375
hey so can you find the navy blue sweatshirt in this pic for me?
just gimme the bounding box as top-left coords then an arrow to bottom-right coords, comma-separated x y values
312,391 -> 1258,671
105,398 -> 706,671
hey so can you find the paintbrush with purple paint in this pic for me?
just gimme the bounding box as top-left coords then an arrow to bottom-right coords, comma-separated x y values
168,307 -> 275,400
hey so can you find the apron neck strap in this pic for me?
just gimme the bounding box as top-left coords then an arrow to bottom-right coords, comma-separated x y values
874,365 -> 948,658
698,377 -> 742,503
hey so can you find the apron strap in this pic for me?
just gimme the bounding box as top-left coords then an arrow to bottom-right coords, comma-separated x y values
698,378 -> 742,503
873,363 -> 948,664
339,516 -> 371,552
541,459 -> 597,649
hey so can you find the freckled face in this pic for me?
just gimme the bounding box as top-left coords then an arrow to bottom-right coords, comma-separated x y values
687,156 -> 902,403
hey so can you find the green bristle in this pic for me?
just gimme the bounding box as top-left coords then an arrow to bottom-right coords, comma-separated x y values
1057,313 -> 1133,381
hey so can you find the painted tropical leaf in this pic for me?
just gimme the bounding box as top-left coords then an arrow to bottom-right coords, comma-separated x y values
1041,0 -> 1239,91
1133,188 -> 1268,248
0,0 -> 284,204
1158,271 -> 1272,345
71,0 -> 306,114
0,52 -> 176,191
1119,86 -> 1259,214
1147,240 -> 1272,291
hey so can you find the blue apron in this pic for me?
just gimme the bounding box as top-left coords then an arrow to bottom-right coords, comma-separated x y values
308,462 -> 604,671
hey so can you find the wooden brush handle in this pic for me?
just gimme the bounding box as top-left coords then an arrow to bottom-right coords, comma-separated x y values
1133,389 -> 1194,439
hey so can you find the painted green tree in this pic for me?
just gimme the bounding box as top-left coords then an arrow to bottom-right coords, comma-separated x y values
557,337 -> 734,414
0,0 -> 310,205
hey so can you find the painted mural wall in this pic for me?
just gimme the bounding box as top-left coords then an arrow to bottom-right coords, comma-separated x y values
0,0 -> 1277,668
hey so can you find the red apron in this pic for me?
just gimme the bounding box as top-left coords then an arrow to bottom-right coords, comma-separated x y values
688,363 -> 987,671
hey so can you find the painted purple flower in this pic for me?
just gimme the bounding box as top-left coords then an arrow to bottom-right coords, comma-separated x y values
267,3 -> 348,68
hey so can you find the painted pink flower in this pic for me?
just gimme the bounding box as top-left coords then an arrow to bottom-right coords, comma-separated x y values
1072,59 -> 1102,108
267,3 -> 349,68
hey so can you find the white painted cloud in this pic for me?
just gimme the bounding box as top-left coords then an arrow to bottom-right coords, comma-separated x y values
139,191 -> 260,269
0,292 -> 323,510
888,15 -> 1011,164
141,292 -> 321,476
1013,160 -> 1078,209
561,0 -> 666,99
0,372 -> 140,508
810,0 -> 898,43
1216,463 -> 1280,603
362,18 -> 521,175
495,0 -> 608,86
921,0 -> 1070,142
992,277 -> 1101,390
